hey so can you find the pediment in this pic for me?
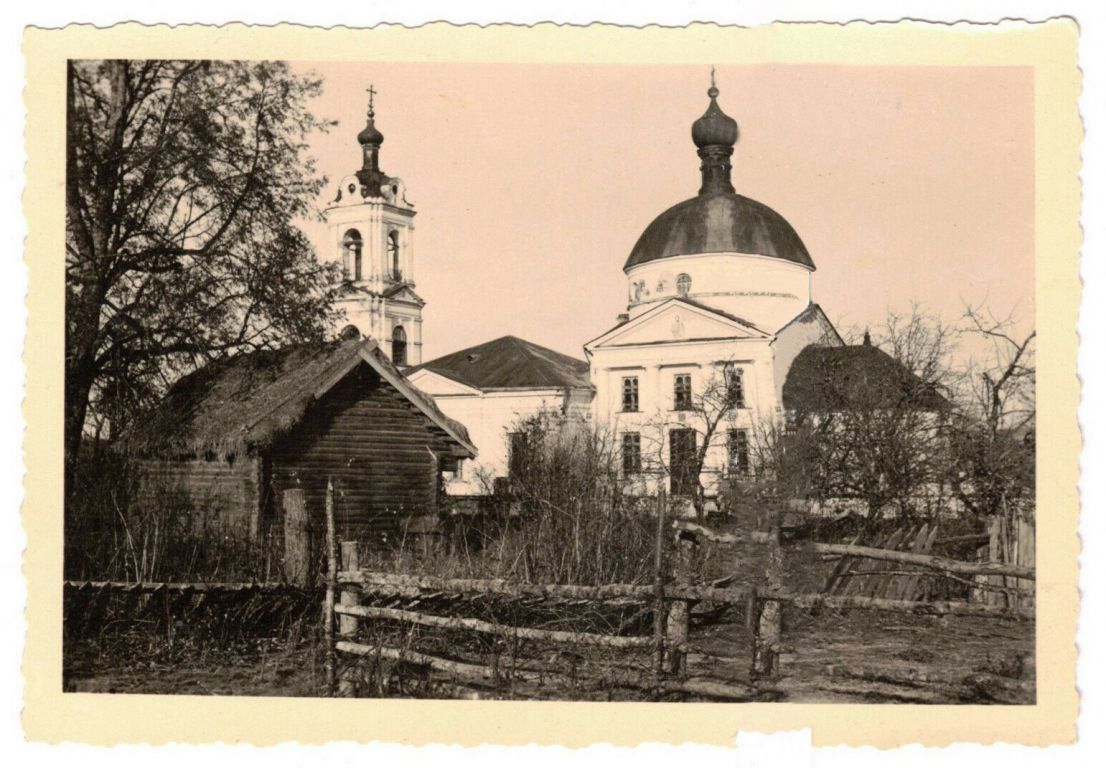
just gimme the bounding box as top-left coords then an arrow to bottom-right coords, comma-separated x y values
383,284 -> 426,306
588,300 -> 768,350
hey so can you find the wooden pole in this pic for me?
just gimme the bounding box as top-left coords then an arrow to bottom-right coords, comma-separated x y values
652,486 -> 667,683
282,488 -> 310,587
323,478 -> 337,696
338,539 -> 361,697
665,533 -> 696,677
752,514 -> 783,680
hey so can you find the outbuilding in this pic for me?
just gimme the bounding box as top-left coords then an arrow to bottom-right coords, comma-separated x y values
123,335 -> 476,552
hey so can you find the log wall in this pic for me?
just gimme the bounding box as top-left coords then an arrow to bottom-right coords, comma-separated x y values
135,455 -> 261,539
268,361 -> 451,539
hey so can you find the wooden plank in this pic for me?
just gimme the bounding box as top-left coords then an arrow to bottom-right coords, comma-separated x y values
860,527 -> 907,598
338,540 -> 362,697
334,604 -> 653,649
323,478 -> 338,697
811,541 -> 1035,580
822,532 -> 862,595
777,592 -> 1034,620
335,641 -> 763,701
338,572 -> 752,604
282,489 -> 311,587
653,489 -> 667,680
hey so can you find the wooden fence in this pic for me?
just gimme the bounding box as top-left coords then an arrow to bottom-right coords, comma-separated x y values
323,479 -> 1035,701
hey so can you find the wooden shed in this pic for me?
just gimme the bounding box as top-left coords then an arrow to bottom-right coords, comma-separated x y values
123,336 -> 477,550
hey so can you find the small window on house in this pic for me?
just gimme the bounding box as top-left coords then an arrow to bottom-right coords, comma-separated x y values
342,229 -> 363,281
674,374 -> 693,411
727,367 -> 746,408
387,230 -> 401,281
676,273 -> 692,296
728,429 -> 750,476
621,432 -> 642,476
621,376 -> 639,412
391,325 -> 408,366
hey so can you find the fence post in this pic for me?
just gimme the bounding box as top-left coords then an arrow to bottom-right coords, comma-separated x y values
338,539 -> 361,697
652,487 -> 668,683
323,478 -> 337,696
751,516 -> 783,680
665,531 -> 696,677
283,488 -> 311,587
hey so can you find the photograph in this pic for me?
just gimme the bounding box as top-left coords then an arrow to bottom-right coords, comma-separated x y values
58,53 -> 1044,706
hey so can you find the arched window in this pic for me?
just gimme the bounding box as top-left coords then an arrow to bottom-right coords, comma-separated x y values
676,273 -> 692,296
342,229 -> 363,281
391,325 -> 408,366
387,231 -> 401,281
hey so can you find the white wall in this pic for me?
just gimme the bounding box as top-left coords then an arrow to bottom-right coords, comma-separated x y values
405,371 -> 593,495
625,252 -> 812,332
589,335 -> 778,495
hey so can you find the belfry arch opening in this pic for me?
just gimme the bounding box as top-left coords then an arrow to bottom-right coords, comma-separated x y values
391,324 -> 408,366
388,230 -> 401,281
342,229 -> 363,281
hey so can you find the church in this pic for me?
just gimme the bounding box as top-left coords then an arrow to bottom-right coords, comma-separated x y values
321,77 -> 846,503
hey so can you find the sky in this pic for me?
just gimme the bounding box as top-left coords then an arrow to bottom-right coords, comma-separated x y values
293,62 -> 1035,363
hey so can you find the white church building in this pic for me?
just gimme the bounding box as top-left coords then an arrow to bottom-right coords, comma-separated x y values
321,80 -> 848,503
585,80 -> 841,498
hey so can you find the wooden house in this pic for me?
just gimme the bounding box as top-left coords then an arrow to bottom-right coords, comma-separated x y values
122,336 -> 476,547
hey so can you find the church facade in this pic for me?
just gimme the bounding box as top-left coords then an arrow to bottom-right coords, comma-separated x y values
585,81 -> 841,499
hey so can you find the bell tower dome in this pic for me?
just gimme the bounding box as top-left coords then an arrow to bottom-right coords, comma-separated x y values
323,85 -> 425,366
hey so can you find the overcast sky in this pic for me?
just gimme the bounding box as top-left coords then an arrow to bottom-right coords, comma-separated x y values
294,62 -> 1035,364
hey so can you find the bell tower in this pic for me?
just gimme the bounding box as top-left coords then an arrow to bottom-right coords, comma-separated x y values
323,85 -> 424,366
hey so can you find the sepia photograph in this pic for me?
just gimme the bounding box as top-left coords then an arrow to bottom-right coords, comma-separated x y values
58,54 -> 1043,705
16,17 -> 1085,749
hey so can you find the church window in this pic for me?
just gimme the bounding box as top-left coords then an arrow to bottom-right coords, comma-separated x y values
728,429 -> 750,475
388,231 -> 401,281
727,367 -> 746,408
676,273 -> 692,296
674,374 -> 693,411
342,229 -> 363,281
621,433 -> 642,475
391,325 -> 408,366
621,376 -> 639,412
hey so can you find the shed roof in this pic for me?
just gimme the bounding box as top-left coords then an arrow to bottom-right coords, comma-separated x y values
122,336 -> 475,459
782,343 -> 947,413
407,335 -> 591,391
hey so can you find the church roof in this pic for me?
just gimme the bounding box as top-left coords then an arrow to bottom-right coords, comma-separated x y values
782,343 -> 947,414
624,77 -> 814,272
625,192 -> 814,271
408,336 -> 591,391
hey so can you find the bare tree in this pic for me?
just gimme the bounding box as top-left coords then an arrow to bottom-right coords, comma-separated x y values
781,306 -> 957,527
639,362 -> 747,520
946,304 -> 1036,521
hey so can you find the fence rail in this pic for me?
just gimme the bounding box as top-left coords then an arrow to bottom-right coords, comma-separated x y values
324,486 -> 1035,701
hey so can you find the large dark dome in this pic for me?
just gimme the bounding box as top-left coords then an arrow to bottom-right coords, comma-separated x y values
624,192 -> 815,271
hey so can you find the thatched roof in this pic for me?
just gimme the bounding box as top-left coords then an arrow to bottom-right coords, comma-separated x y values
122,336 -> 476,459
782,342 -> 948,414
